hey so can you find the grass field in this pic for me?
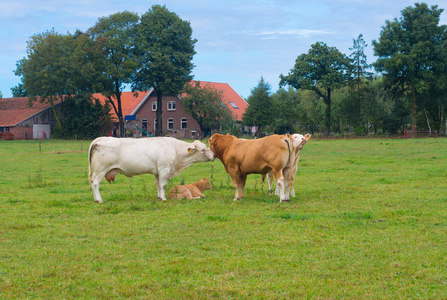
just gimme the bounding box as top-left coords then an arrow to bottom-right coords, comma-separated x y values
1,137 -> 446,299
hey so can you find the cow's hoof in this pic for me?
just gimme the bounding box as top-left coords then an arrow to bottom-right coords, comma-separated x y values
94,199 -> 103,203
280,199 -> 290,203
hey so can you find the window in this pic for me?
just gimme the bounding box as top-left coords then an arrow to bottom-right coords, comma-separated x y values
181,118 -> 187,129
167,101 -> 176,111
152,102 -> 157,111
167,118 -> 174,130
229,101 -> 239,109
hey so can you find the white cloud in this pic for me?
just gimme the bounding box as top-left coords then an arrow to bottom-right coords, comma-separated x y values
252,29 -> 332,38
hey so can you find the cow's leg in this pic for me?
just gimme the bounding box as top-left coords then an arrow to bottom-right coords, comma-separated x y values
273,170 -> 287,202
154,175 -> 162,199
229,174 -> 241,201
227,166 -> 242,201
266,171 -> 274,194
275,182 -> 280,196
157,170 -> 170,201
290,166 -> 297,197
239,175 -> 247,199
283,168 -> 291,202
90,170 -> 107,203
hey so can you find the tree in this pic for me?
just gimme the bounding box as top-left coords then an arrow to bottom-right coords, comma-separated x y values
299,89 -> 325,135
132,5 -> 197,136
11,83 -> 27,97
372,3 -> 447,132
52,95 -> 113,139
14,29 -> 103,128
0,91 -> 2,99
280,42 -> 350,136
270,88 -> 300,134
349,34 -> 373,126
88,11 -> 140,137
242,77 -> 273,137
181,81 -> 234,137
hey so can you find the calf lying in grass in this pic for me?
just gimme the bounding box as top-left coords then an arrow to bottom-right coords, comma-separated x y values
168,178 -> 212,199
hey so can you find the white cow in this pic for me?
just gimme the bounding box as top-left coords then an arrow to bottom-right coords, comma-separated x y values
266,133 -> 311,197
88,137 -> 215,202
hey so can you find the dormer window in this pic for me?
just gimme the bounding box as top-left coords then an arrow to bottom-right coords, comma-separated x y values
229,101 -> 239,109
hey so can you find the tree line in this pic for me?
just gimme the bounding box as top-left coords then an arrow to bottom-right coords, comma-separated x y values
243,3 -> 447,137
9,2 -> 447,138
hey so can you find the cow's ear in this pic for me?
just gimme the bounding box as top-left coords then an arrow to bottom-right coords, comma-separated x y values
305,134 -> 311,140
187,145 -> 196,153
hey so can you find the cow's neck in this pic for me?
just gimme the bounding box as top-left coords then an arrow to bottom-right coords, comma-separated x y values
173,149 -> 200,177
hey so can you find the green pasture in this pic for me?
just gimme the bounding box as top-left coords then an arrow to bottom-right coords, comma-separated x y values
1,137 -> 446,299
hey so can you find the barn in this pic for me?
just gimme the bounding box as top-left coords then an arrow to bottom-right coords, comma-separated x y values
0,97 -> 62,140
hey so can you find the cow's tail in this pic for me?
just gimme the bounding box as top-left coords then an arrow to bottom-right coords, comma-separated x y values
88,141 -> 96,183
283,134 -> 295,170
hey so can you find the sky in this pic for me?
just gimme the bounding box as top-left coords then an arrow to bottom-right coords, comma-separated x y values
1,0 -> 446,99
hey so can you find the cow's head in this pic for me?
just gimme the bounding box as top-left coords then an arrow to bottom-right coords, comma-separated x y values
187,140 -> 215,161
208,133 -> 220,155
200,178 -> 213,190
291,133 -> 311,150
209,133 -> 234,160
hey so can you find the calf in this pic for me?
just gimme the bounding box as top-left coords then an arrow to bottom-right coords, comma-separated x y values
209,133 -> 295,202
88,137 -> 215,202
168,178 -> 212,199
266,133 -> 311,197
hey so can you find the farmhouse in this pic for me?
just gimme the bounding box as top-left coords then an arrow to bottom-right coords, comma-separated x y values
0,81 -> 247,140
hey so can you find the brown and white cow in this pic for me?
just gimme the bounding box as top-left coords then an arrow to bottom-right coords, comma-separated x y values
88,137 -> 215,202
209,133 -> 295,202
266,133 -> 311,197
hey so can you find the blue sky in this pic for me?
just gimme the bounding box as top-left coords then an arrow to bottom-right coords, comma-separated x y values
1,0 -> 446,99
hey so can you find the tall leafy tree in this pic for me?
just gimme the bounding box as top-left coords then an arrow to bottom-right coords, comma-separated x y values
372,3 -> 447,132
298,89 -> 325,135
14,30 -> 103,128
242,77 -> 273,137
132,5 -> 197,136
280,42 -> 350,136
349,34 -> 373,125
88,11 -> 140,137
181,81 -> 234,136
270,88 -> 300,134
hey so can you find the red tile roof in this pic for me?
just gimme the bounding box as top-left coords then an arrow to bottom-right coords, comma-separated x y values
91,91 -> 150,122
0,97 -> 61,127
188,81 -> 248,121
